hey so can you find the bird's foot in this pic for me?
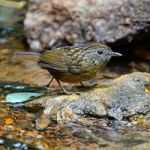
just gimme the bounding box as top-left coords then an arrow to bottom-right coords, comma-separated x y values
43,77 -> 54,89
61,87 -> 81,95
62,89 -> 73,95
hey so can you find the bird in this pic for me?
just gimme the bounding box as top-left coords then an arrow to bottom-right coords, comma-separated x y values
16,43 -> 122,94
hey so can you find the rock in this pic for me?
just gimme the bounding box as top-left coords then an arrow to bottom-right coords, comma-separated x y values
31,72 -> 150,129
24,0 -> 150,51
72,128 -> 100,142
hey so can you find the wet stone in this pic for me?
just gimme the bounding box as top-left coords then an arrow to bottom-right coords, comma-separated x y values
33,72 -> 150,129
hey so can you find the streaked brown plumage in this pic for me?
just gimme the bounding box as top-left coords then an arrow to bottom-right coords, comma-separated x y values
16,43 -> 122,94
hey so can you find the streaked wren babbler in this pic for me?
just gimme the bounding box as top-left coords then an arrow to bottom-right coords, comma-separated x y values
17,43 -> 122,94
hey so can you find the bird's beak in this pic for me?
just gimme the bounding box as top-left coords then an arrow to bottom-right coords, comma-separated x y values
111,52 -> 122,57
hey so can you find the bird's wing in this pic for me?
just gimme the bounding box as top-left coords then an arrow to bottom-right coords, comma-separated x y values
39,45 -> 95,74
39,48 -> 69,72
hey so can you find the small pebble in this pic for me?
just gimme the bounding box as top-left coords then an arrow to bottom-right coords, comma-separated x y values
5,118 -> 14,125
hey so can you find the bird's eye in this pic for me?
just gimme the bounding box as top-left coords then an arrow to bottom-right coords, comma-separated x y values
97,50 -> 103,55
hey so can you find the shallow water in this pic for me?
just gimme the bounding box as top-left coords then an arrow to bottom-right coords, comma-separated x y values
0,1 -> 150,150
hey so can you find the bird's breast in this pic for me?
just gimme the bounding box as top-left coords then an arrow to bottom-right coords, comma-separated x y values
49,66 -> 100,83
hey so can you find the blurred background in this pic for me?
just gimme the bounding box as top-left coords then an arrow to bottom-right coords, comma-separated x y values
0,0 -> 150,149
0,0 -> 149,85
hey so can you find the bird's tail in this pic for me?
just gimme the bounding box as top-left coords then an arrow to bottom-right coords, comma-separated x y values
14,51 -> 40,61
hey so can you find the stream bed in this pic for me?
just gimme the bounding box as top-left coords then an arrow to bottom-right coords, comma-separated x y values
0,1 -> 150,150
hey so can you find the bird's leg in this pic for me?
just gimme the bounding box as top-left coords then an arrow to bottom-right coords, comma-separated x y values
80,82 -> 85,87
44,77 -> 54,88
44,77 -> 71,94
55,79 -> 71,95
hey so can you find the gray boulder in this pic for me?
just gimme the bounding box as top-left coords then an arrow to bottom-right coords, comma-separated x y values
24,0 -> 150,51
